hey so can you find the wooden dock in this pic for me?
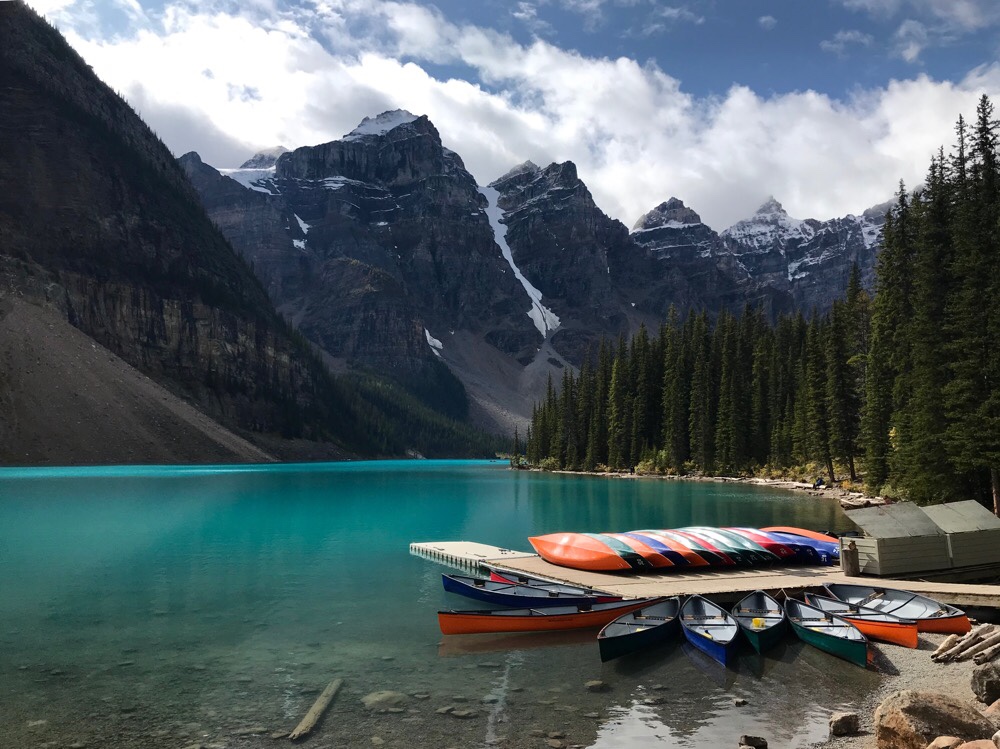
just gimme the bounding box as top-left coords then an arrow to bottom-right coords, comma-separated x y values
411,541 -> 1000,608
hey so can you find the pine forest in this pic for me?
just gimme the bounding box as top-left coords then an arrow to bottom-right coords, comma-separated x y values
525,96 -> 1000,511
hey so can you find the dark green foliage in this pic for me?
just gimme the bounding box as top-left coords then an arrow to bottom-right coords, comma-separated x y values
528,98 -> 998,507
526,303 -> 858,479
342,374 -> 504,458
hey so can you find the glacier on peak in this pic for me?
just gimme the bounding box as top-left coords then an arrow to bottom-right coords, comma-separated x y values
343,109 -> 420,140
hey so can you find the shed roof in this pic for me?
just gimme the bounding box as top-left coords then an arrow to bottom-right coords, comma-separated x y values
922,500 -> 1000,533
845,502 -> 943,538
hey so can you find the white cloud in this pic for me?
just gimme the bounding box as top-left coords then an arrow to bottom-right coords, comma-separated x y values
893,19 -> 928,62
840,0 -> 1000,31
820,29 -> 875,55
658,6 -> 704,25
512,2 -> 552,35
32,0 -> 1000,232
758,15 -> 777,31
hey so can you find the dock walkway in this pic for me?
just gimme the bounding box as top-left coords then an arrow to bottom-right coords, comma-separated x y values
411,541 -> 1000,608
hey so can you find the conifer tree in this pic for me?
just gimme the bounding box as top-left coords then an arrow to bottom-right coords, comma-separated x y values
944,96 -> 1000,511
688,312 -> 713,472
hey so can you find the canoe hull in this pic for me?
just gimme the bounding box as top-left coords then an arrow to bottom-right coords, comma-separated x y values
789,619 -> 868,667
680,595 -> 739,666
441,574 -> 603,608
528,533 -> 633,572
597,597 -> 680,662
786,599 -> 869,668
802,592 -> 919,648
439,599 -> 653,635
734,591 -> 787,654
824,583 -> 971,635
486,570 -> 622,603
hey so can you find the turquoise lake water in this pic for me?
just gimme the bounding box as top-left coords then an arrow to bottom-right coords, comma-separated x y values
0,460 -> 873,748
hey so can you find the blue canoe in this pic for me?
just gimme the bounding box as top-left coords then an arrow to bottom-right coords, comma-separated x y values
760,529 -> 840,564
680,595 -> 740,666
740,529 -> 821,565
442,574 -> 606,608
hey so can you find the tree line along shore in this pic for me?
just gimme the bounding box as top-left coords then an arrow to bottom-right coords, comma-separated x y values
523,96 -> 1000,512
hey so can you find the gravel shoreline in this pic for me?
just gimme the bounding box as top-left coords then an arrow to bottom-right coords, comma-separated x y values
547,469 -> 888,511
818,632 -> 983,748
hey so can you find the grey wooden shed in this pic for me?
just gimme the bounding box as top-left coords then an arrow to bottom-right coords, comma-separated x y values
843,502 -> 951,576
922,500 -> 1000,568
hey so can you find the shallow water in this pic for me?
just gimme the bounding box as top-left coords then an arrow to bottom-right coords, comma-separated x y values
0,460 -> 873,748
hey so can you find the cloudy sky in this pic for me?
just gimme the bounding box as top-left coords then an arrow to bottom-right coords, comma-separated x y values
24,0 -> 1000,230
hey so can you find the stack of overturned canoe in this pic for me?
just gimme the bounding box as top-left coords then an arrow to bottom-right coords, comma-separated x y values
527,526 -> 841,572
438,573 -> 971,668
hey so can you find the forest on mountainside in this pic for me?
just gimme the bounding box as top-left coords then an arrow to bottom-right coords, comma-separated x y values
525,96 -> 1000,510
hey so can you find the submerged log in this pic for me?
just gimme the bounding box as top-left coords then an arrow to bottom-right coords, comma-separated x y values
289,678 -> 343,741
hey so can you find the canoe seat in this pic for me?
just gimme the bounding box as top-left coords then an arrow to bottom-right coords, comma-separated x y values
858,591 -> 885,606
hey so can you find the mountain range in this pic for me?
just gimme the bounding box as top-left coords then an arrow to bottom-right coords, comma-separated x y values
0,1 -> 889,461
182,111 -> 889,433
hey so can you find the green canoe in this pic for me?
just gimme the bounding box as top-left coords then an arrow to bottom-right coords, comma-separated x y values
733,590 -> 787,653
785,598 -> 869,668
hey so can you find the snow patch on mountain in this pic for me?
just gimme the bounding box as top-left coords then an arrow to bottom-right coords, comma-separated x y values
425,328 -> 444,358
240,147 -> 288,169
722,196 -> 815,252
344,110 -> 419,140
495,160 -> 541,183
293,214 -> 310,234
220,166 -> 277,193
478,186 -> 560,338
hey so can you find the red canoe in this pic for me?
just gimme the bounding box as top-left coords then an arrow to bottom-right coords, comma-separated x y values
761,526 -> 840,544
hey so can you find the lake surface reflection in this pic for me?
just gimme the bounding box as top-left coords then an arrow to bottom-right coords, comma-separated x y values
0,460 -> 869,748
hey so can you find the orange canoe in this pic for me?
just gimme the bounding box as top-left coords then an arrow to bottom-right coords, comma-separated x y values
438,598 -> 658,635
529,533 -> 633,571
603,533 -> 674,568
803,593 -> 918,648
635,530 -> 712,567
761,526 -> 840,543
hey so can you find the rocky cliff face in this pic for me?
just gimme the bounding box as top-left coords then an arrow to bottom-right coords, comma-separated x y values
183,113 -> 553,427
721,197 -> 887,310
185,109 -> 888,431
0,1 -> 367,454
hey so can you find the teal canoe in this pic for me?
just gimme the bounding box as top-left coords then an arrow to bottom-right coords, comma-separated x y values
733,590 -> 787,653
785,598 -> 869,668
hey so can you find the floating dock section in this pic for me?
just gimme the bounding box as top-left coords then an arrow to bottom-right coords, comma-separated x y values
409,541 -> 535,571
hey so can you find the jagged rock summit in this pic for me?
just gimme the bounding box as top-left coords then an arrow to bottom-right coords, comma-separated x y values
632,197 -> 703,231
240,146 -> 288,169
343,109 -> 419,140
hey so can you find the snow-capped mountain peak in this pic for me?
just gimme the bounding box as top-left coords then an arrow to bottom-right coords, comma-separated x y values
240,146 -> 289,169
723,196 -> 815,250
754,195 -> 787,216
344,110 -> 420,140
632,197 -> 703,231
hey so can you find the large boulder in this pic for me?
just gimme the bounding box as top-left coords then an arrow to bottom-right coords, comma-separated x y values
925,739 -> 962,749
972,664 -> 1000,705
874,690 -> 995,749
830,711 -> 860,736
